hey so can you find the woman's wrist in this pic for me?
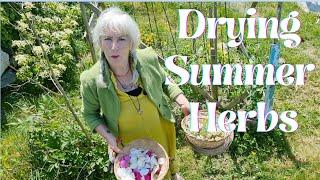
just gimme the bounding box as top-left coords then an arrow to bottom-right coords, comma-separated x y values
175,93 -> 189,107
175,93 -> 190,116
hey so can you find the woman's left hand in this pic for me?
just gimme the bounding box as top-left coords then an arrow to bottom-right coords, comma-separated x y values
180,103 -> 190,117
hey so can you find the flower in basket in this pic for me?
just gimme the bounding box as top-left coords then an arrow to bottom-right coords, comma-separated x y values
189,116 -> 227,141
117,148 -> 165,180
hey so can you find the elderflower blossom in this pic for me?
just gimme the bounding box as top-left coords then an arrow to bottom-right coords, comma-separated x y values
55,3 -> 66,11
23,2 -> 34,9
15,54 -> 28,66
42,17 -> 54,24
39,71 -> 49,78
17,21 -> 29,31
52,31 -> 62,39
32,46 -> 43,56
25,12 -> 32,18
52,68 -> 61,77
69,20 -> 78,27
64,28 -> 73,35
52,16 -> 61,23
39,29 -> 50,37
56,64 -> 66,71
12,40 -> 28,48
42,44 -> 50,52
59,40 -> 70,48
117,148 -> 165,180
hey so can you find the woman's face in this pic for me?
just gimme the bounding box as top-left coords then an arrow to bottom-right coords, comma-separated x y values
100,30 -> 132,66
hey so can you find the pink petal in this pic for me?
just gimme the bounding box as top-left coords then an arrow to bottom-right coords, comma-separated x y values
133,169 -> 140,173
133,171 -> 142,180
146,151 -> 153,157
123,155 -> 130,161
119,159 -> 129,168
156,166 -> 161,175
144,172 -> 151,180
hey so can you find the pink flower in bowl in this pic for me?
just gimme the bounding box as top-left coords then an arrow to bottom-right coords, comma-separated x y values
119,159 -> 129,168
146,150 -> 154,157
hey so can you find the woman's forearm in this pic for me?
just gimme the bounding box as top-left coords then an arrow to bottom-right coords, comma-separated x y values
175,93 -> 189,107
95,124 -> 122,153
95,124 -> 112,141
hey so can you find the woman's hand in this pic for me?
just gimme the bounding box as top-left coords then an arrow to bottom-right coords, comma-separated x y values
175,93 -> 190,117
106,134 -> 121,165
180,103 -> 190,117
106,133 -> 122,153
95,124 -> 122,153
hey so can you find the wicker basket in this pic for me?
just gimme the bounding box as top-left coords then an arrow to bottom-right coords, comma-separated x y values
114,138 -> 169,180
181,110 -> 232,149
188,131 -> 234,156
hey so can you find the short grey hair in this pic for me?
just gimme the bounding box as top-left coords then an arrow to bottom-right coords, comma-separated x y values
92,7 -> 141,88
92,7 -> 140,51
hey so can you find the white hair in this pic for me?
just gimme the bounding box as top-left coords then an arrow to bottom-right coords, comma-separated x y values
92,7 -> 140,51
92,7 -> 140,88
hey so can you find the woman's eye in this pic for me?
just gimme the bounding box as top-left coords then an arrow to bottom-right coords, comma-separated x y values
104,38 -> 112,41
119,38 -> 126,41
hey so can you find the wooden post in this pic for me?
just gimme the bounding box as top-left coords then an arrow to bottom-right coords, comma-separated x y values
189,2 -> 196,54
210,3 -> 218,102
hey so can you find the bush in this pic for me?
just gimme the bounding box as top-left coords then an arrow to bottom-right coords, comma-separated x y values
0,3 -> 21,56
11,2 -> 88,91
29,119 -> 116,179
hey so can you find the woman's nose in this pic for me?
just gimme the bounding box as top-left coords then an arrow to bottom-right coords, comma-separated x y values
111,41 -> 119,50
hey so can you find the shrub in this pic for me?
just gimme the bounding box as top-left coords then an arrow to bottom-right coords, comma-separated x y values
0,3 -> 21,56
11,2 -> 88,91
29,119 -> 116,179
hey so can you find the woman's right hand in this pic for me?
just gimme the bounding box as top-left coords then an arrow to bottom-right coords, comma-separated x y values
107,135 -> 122,164
95,124 -> 122,153
106,134 -> 122,153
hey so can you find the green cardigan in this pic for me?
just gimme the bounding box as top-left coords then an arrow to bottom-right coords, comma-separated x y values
80,47 -> 183,136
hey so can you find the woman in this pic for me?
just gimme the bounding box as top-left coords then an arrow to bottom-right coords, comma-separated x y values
80,7 -> 189,179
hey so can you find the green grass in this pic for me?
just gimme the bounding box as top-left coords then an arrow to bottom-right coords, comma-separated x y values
1,2 -> 320,180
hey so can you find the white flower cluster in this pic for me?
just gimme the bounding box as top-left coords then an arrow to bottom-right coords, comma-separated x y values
16,21 -> 29,32
52,16 -> 62,23
117,168 -> 136,180
23,2 -> 34,9
129,148 -> 158,171
117,148 -> 166,180
15,54 -> 29,66
59,40 -> 70,48
32,46 -> 43,56
12,40 -> 29,48
39,29 -> 51,37
42,17 -> 55,24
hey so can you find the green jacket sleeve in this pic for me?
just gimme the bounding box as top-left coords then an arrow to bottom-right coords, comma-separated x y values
80,73 -> 105,132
